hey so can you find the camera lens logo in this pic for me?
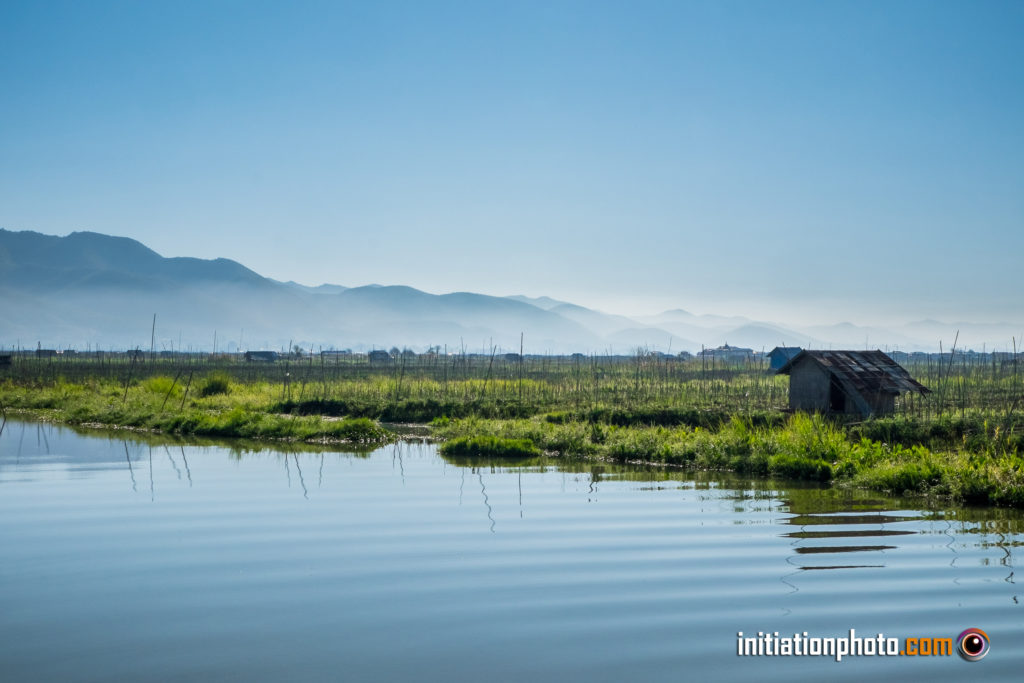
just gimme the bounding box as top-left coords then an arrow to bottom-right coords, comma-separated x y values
957,628 -> 990,662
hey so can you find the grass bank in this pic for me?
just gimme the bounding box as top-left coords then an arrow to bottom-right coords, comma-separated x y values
0,377 -> 393,444
431,413 -> 1024,508
3,364 -> 1023,507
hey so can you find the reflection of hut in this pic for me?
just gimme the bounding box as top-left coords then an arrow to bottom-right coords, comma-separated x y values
767,346 -> 802,371
776,350 -> 929,417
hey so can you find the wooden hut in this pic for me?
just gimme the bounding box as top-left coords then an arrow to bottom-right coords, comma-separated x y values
368,350 -> 392,364
775,350 -> 929,417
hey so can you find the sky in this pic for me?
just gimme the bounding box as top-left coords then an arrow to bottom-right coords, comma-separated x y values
1,0 -> 1022,326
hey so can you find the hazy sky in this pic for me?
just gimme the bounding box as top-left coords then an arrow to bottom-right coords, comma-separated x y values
2,1 -> 1022,325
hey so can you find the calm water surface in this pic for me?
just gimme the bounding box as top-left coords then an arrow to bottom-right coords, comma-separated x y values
1,420 -> 1022,681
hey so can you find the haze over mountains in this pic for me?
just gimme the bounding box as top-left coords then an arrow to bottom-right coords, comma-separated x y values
0,229 -> 1018,354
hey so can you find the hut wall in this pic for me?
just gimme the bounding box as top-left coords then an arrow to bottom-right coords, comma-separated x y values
866,393 -> 896,416
788,360 -> 830,412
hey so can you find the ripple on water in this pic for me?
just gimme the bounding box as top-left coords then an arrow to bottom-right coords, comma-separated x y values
0,421 -> 1022,682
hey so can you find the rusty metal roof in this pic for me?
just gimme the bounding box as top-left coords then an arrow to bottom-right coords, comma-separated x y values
775,350 -> 930,396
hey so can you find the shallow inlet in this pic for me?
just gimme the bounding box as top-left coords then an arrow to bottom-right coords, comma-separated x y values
1,420 -> 1022,682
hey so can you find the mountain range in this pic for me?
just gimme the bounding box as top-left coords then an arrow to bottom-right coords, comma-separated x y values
0,229 -> 1019,354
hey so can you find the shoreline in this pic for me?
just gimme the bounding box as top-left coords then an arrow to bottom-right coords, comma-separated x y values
5,403 -> 1024,510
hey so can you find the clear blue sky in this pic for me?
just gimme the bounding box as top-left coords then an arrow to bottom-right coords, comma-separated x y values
2,0 -> 1021,324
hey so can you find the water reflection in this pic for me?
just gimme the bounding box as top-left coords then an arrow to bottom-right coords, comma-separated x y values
781,511 -> 917,570
2,419 -> 1023,682
293,454 -> 309,500
165,446 -> 183,481
478,471 -> 495,533
124,441 -> 137,493
3,419 -> 1024,583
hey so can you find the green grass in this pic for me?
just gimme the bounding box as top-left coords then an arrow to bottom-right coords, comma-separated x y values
432,412 -> 1024,505
440,435 -> 542,459
0,379 -> 393,444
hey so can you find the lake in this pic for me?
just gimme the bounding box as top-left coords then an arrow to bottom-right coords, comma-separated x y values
1,419 -> 1021,681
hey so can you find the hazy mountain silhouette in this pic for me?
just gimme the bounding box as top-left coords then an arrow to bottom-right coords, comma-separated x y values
0,229 -> 601,352
1,229 -> 1017,353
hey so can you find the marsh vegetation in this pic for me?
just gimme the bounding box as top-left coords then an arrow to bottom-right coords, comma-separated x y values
2,348 -> 1022,505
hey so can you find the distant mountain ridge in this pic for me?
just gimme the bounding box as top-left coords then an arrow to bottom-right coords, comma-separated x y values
0,229 -> 1018,353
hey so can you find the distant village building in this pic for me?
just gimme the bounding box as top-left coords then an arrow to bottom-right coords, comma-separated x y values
775,350 -> 929,417
698,344 -> 755,363
36,349 -> 57,358
766,346 -> 802,371
368,350 -> 392,364
244,351 -> 279,362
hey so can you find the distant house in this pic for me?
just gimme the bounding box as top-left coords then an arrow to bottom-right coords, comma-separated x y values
0,354 -> 11,367
698,344 -> 754,363
368,350 -> 392,364
244,350 -> 279,362
36,348 -> 57,358
766,346 -> 802,371
775,350 -> 929,417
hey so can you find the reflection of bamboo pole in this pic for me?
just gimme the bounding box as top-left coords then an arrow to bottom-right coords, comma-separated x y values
180,446 -> 192,487
125,442 -> 137,492
293,454 -> 308,500
478,471 -> 495,533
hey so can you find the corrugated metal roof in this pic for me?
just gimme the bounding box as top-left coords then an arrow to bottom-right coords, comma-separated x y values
776,350 -> 930,396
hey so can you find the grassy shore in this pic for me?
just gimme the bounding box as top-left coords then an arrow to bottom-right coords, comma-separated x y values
2,353 -> 1022,507
431,413 -> 1024,507
0,375 -> 393,445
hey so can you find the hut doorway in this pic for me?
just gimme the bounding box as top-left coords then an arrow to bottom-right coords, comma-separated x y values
829,376 -> 846,413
